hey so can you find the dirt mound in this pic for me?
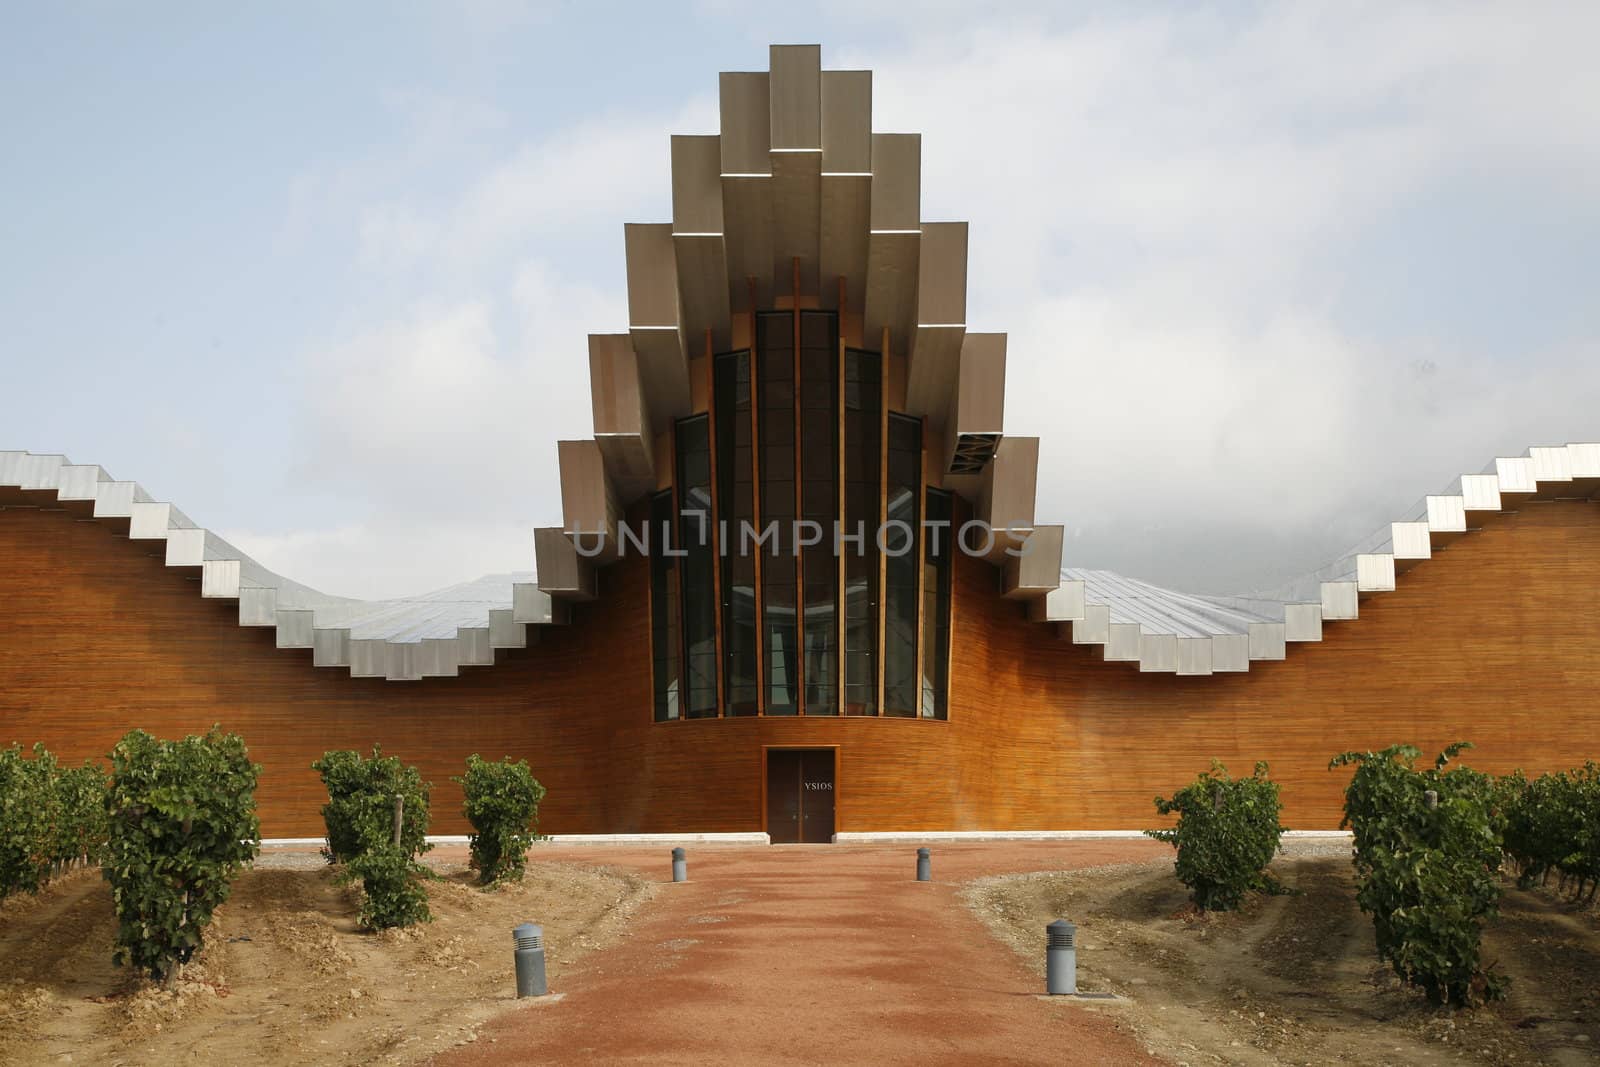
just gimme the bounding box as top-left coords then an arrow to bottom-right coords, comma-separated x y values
965,855 -> 1600,1066
0,860 -> 653,1065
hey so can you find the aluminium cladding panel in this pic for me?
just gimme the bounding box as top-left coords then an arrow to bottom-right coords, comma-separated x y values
1390,521 -> 1432,561
624,223 -> 690,422
240,587 -> 279,627
15,452 -> 66,489
54,464 -> 111,502
513,582 -> 569,625
1284,603 -> 1324,643
1356,554 -> 1396,593
671,135 -> 733,350
94,481 -> 151,519
274,608 -> 315,648
456,627 -> 494,665
417,637 -> 460,678
1104,622 -> 1141,662
1321,581 -> 1359,620
1569,442 -> 1600,475
720,71 -> 777,310
1426,495 -> 1467,544
488,608 -> 527,649
978,436 -> 1039,560
1211,633 -> 1250,672
1002,524 -> 1063,600
1494,456 -> 1537,499
535,527 -> 597,601
200,559 -> 240,599
1460,474 -> 1502,517
946,332 -> 1006,469
768,44 -> 822,294
164,527 -> 209,567
1527,445 -> 1574,499
768,45 -> 820,150
906,222 -> 969,420
819,69 -> 871,311
1072,602 -> 1110,645
558,439 -> 621,563
1248,623 -> 1286,661
129,501 -> 191,539
1139,633 -> 1178,673
862,133 -> 921,351
1176,636 -> 1214,676
589,334 -> 656,501
313,628 -> 351,667
770,149 -> 822,296
1026,578 -> 1086,623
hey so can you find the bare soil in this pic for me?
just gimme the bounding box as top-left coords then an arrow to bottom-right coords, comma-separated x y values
0,855 -> 653,1066
964,854 -> 1600,1066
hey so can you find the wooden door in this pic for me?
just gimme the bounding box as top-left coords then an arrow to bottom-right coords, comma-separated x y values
799,749 -> 835,843
766,750 -> 803,843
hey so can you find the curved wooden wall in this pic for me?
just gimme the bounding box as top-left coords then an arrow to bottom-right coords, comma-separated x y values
2,500 -> 1598,835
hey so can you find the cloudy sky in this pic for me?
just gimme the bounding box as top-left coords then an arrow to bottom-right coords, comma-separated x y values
5,2 -> 1598,599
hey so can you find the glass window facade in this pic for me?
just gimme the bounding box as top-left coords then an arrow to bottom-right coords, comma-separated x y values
649,490 -> 681,722
882,413 -> 922,717
920,488 -> 952,720
842,347 -> 880,715
714,350 -> 759,715
799,311 -> 838,715
757,313 -> 799,714
650,309 -> 949,723
675,415 -> 718,718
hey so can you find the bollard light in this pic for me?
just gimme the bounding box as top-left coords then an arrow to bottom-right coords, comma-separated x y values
513,922 -> 548,998
916,847 -> 932,882
1045,919 -> 1077,995
672,846 -> 688,883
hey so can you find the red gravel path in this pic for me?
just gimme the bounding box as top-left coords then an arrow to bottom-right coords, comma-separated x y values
433,840 -> 1169,1066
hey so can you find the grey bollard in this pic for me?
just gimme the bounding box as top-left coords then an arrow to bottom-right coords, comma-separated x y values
513,922 -> 548,997
1046,919 -> 1077,995
672,846 -> 688,883
916,847 -> 931,882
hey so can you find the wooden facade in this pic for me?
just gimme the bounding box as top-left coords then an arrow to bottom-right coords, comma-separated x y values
2,499 -> 1599,836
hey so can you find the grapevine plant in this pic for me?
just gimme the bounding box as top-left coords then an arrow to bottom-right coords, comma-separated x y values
1500,762 -> 1600,901
1146,760 -> 1287,911
103,727 -> 260,987
454,754 -> 547,885
312,746 -> 433,929
1,743 -> 108,899
1330,742 -> 1506,1006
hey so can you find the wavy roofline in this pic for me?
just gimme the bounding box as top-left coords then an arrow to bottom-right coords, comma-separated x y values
5,442 -> 1596,681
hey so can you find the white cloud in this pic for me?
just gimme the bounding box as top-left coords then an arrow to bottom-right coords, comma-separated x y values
837,4 -> 1600,590
259,5 -> 1600,599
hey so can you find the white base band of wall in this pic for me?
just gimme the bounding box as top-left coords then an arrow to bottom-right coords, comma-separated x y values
536,832 -> 772,846
261,832 -> 771,847
832,829 -> 1353,843
261,829 -> 1347,848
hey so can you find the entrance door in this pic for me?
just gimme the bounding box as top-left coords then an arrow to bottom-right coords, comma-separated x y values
765,749 -> 835,844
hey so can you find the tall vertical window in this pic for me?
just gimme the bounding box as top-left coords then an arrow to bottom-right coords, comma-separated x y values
799,312 -> 838,715
842,348 -> 881,715
920,488 -> 952,720
714,350 -> 758,715
649,490 -> 681,722
758,313 -> 799,714
676,415 -> 718,718
653,308 -> 952,723
882,414 -> 922,716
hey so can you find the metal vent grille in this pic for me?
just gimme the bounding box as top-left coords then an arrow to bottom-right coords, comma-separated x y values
949,433 -> 1001,474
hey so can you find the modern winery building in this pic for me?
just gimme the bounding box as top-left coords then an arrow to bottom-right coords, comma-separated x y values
4,46 -> 1598,841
